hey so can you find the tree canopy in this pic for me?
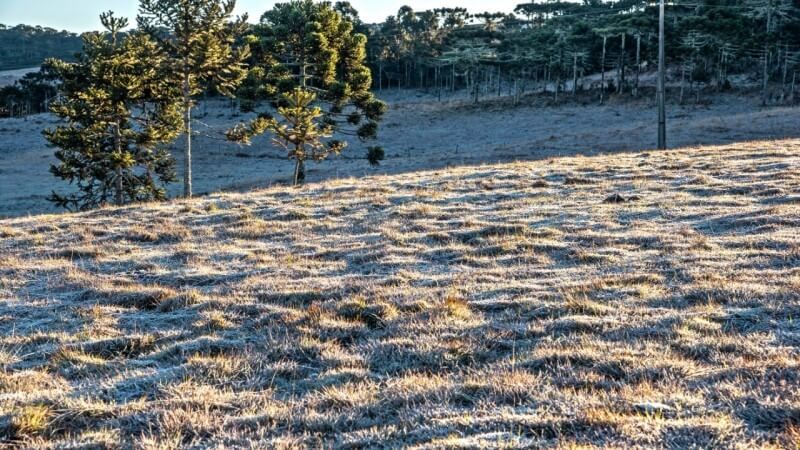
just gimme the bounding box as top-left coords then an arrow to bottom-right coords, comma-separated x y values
229,0 -> 386,184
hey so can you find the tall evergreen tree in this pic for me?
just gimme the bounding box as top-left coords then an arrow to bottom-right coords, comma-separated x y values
137,0 -> 250,198
45,12 -> 183,211
230,0 -> 386,183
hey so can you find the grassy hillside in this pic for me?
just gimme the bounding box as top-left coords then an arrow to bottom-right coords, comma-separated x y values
1,140 -> 799,448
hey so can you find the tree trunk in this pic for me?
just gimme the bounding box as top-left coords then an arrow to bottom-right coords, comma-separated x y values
634,35 -> 641,97
600,36 -> 607,104
762,47 -> 770,106
618,33 -> 626,94
473,69 -> 480,104
293,158 -> 303,186
724,50 -> 729,86
182,73 -> 193,199
554,60 -> 560,102
114,121 -> 123,206
680,63 -> 686,104
572,53 -> 578,96
782,44 -> 789,99
497,66 -> 502,97
763,0 -> 772,106
545,62 -> 551,94
436,65 -> 442,101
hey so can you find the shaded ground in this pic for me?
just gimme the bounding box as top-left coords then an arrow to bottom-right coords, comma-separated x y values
1,89 -> 799,218
1,140 -> 799,448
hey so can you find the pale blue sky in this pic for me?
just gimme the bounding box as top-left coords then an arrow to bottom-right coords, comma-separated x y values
0,1 -> 524,31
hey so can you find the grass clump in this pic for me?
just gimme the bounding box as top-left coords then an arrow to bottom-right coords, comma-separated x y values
9,405 -> 51,439
562,291 -> 612,316
443,290 -> 472,320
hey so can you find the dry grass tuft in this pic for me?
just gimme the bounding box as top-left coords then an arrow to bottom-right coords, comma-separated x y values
562,290 -> 612,316
443,289 -> 473,320
0,226 -> 21,238
8,405 -> 51,439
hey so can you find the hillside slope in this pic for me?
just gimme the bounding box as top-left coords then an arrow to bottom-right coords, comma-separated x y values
3,91 -> 800,218
1,140 -> 799,448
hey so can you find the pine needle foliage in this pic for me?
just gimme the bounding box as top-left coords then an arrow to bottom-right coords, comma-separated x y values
44,12 -> 183,211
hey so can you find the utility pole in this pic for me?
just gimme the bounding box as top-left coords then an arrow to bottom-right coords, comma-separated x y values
657,0 -> 667,150
762,0 -> 773,106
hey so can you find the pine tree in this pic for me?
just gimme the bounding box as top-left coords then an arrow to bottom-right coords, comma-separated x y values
231,88 -> 344,185
137,0 -> 250,198
44,12 -> 183,211
231,0 -> 386,184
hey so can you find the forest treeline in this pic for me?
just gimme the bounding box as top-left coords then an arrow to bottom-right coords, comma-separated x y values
0,25 -> 82,71
1,0 -> 799,212
0,25 -> 82,117
360,0 -> 800,104
5,0 -> 799,116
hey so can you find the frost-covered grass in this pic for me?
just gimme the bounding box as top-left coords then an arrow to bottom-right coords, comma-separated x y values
1,139 -> 799,448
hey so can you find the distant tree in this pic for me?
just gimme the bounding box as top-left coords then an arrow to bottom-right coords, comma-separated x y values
0,85 -> 24,118
334,1 -> 365,32
367,146 -> 385,166
473,12 -> 508,32
230,0 -> 386,183
17,70 -> 58,113
436,7 -> 470,30
137,0 -> 250,198
45,12 -> 183,211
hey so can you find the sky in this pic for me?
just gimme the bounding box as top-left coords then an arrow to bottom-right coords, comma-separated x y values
0,1 -> 524,32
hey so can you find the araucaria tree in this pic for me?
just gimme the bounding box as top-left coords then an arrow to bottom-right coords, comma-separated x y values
238,88 -> 344,185
229,0 -> 386,184
45,12 -> 183,211
138,0 -> 249,198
